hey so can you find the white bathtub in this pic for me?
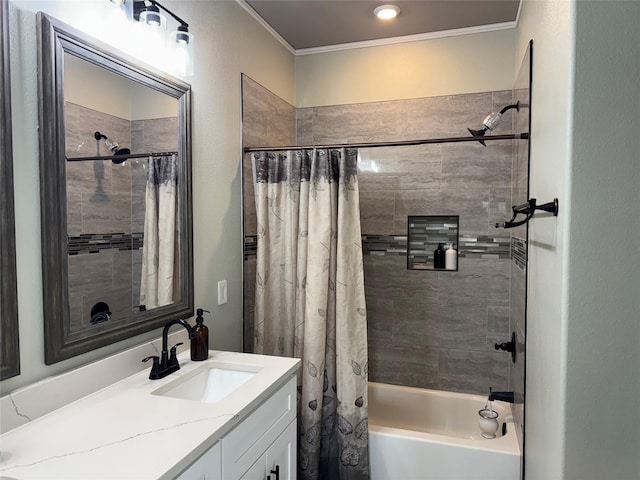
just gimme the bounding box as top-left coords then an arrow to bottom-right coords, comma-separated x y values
369,382 -> 521,480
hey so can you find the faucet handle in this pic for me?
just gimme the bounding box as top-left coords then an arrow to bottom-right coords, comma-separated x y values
142,355 -> 162,380
169,342 -> 184,367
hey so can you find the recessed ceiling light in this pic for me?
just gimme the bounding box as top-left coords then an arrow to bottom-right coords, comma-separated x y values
374,4 -> 401,20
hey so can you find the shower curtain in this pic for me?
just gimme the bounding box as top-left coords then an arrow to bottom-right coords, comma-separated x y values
140,154 -> 178,309
252,148 -> 369,480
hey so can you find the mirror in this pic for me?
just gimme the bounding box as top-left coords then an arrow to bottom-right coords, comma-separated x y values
1,0 -> 20,380
38,13 -> 193,364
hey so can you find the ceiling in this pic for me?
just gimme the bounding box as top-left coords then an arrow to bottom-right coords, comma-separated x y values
243,0 -> 521,52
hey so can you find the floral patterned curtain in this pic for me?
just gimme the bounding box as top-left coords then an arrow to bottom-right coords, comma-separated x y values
252,148 -> 369,480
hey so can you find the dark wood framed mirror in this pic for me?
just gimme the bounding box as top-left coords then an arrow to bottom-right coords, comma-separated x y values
0,0 -> 20,380
38,13 -> 193,364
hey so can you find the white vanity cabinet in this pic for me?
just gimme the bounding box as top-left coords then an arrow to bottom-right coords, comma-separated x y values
178,376 -> 297,480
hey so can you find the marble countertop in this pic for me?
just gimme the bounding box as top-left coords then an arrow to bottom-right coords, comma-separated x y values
0,351 -> 300,479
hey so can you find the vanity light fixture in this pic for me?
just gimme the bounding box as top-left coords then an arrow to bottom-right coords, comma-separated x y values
133,0 -> 191,41
374,4 -> 401,20
139,2 -> 165,28
131,0 -> 195,75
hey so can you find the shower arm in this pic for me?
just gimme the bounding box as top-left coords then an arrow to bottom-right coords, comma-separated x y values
496,198 -> 559,229
499,102 -> 520,115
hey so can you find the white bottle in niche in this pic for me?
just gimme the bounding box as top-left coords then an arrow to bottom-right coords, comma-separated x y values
445,243 -> 457,270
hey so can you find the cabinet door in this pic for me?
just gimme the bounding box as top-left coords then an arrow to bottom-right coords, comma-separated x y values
239,453 -> 268,480
222,377 -> 296,479
177,441 -> 222,480
266,420 -> 296,480
239,420 -> 297,480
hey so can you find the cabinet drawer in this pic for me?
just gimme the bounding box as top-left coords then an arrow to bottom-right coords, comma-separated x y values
177,441 -> 221,480
222,376 -> 296,479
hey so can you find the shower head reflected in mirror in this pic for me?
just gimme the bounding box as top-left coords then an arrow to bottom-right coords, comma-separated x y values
94,131 -> 131,163
468,101 -> 520,146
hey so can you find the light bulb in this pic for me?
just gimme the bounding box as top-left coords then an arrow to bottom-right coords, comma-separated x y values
374,4 -> 401,20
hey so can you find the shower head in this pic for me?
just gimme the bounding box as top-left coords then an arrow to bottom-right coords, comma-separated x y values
94,131 -> 131,163
468,102 -> 520,146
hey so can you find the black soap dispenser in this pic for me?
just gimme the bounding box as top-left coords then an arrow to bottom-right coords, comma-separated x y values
191,309 -> 210,361
434,243 -> 446,269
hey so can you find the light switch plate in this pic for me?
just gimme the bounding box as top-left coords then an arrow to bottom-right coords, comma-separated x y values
218,280 -> 227,305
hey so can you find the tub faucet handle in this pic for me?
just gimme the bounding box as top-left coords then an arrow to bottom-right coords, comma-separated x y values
488,391 -> 516,403
494,331 -> 517,363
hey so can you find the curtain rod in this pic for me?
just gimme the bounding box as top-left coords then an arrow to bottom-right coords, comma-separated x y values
243,133 -> 528,153
66,151 -> 179,162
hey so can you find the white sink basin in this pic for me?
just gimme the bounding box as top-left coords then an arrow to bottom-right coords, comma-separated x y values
151,361 -> 262,403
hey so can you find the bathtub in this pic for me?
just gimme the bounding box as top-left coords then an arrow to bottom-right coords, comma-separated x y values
368,382 -> 521,480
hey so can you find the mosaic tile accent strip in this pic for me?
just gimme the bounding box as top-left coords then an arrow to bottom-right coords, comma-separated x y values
68,233 -> 143,255
458,234 -> 511,259
361,234 -> 407,256
244,233 -> 511,261
363,234 -> 511,259
511,237 -> 527,270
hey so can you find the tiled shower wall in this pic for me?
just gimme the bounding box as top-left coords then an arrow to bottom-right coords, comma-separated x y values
242,76 -> 517,394
65,102 -> 177,331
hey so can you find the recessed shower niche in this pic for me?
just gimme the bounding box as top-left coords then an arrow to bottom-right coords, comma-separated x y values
407,215 -> 459,271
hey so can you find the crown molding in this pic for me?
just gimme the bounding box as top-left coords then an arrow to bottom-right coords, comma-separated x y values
235,0 -> 296,55
295,21 -> 518,56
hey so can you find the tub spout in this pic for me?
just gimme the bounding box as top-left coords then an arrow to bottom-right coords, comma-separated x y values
488,391 -> 515,403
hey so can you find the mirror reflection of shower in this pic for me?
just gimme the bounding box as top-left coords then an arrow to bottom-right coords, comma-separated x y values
468,101 -> 520,146
94,131 -> 131,163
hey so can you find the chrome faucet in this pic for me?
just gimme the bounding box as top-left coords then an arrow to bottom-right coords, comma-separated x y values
142,319 -> 195,380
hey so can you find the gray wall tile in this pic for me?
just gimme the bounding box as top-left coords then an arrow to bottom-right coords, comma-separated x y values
438,348 -> 509,394
81,192 -> 131,234
364,254 -> 439,302
390,299 -> 439,347
368,343 -> 439,389
307,102 -> 401,144
67,191 -> 82,236
360,190 -> 395,235
438,257 -> 510,307
365,297 -> 394,344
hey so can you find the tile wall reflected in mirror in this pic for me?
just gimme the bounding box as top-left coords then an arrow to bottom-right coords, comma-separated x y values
64,53 -> 179,333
